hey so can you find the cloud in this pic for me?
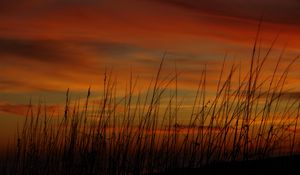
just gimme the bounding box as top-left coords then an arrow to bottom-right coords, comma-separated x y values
0,38 -> 145,64
273,91 -> 300,100
0,38 -> 75,63
0,37 -> 167,92
0,103 -> 59,117
0,0 -> 299,96
154,0 -> 300,25
81,40 -> 148,59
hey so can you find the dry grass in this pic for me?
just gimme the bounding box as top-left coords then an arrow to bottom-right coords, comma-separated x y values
1,34 -> 300,175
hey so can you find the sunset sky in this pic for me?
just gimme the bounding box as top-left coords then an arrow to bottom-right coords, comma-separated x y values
1,0 -> 300,146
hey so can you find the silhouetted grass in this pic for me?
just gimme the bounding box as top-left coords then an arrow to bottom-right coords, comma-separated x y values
1,36 -> 300,175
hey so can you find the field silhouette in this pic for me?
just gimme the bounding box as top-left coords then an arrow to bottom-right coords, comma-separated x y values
1,32 -> 300,175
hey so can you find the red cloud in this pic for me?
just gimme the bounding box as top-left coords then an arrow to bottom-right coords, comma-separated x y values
0,103 -> 59,116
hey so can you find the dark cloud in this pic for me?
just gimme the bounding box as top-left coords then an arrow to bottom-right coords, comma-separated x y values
0,79 -> 56,92
0,0 -> 109,16
81,40 -> 146,58
2,0 -> 300,25
0,37 -> 153,63
154,0 -> 300,25
0,103 -> 58,116
0,38 -> 146,64
279,92 -> 300,100
0,37 -> 160,92
0,38 -> 80,64
241,90 -> 300,100
0,80 -> 23,90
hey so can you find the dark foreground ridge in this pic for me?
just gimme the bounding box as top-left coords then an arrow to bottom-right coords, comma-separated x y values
158,155 -> 300,175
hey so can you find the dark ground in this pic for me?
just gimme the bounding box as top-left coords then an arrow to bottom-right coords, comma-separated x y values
158,155 -> 300,174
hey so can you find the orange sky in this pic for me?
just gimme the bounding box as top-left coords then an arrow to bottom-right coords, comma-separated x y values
1,0 -> 300,145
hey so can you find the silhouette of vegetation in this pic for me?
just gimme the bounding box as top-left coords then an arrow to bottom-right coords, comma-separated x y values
1,31 -> 300,175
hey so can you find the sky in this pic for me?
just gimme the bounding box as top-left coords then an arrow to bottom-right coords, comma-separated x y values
1,0 -> 300,146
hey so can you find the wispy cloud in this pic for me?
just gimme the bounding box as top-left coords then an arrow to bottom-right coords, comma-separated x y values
0,38 -> 76,63
153,0 -> 300,25
0,0 -> 299,101
0,103 -> 59,117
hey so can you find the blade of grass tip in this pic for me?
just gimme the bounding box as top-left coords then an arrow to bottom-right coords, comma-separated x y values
80,87 -> 91,150
147,53 -> 166,118
64,88 -> 70,122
